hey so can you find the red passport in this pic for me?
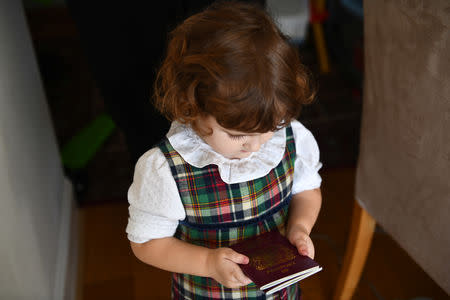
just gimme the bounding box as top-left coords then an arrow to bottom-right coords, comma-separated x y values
230,230 -> 322,295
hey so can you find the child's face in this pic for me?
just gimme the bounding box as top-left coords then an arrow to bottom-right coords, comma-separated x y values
197,116 -> 274,159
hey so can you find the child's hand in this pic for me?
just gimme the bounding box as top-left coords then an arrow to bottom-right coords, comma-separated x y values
286,225 -> 315,259
206,247 -> 253,288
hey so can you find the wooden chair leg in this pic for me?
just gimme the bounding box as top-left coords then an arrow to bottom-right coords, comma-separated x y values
333,201 -> 376,300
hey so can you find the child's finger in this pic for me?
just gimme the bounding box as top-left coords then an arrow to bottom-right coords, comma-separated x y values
232,267 -> 252,285
298,246 -> 309,256
294,240 -> 309,256
296,242 -> 314,259
300,248 -> 309,256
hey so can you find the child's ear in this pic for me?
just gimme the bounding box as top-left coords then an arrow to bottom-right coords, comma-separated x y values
192,116 -> 213,137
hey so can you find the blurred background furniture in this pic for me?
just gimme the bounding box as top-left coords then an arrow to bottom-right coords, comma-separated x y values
333,0 -> 450,299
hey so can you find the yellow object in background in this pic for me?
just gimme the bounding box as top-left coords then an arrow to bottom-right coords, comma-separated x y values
310,0 -> 330,73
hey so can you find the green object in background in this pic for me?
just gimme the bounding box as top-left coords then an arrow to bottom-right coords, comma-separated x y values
61,113 -> 116,170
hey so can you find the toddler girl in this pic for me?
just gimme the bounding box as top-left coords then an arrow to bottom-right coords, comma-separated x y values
126,2 -> 322,299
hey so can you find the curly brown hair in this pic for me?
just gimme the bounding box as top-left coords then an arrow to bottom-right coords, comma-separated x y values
154,1 -> 315,134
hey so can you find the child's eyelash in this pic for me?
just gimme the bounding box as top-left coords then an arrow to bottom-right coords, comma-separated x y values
228,134 -> 245,140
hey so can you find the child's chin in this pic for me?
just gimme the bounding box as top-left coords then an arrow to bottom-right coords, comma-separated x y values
229,152 -> 251,159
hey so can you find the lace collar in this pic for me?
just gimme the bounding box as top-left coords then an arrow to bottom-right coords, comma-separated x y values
166,121 -> 286,184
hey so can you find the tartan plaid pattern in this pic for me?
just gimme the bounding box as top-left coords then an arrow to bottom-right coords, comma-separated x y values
172,274 -> 300,300
159,126 -> 299,299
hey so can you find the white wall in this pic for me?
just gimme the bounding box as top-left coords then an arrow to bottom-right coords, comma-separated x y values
0,1 -> 76,299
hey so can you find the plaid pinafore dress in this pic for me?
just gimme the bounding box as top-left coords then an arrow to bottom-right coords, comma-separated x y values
158,126 -> 300,300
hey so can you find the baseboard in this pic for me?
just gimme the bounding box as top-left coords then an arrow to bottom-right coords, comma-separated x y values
53,177 -> 78,300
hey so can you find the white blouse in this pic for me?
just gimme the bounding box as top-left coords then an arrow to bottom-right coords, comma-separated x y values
126,120 -> 322,243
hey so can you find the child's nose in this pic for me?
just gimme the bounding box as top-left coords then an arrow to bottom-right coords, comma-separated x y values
244,137 -> 261,152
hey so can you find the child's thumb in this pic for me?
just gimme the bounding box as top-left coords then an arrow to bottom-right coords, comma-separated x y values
228,250 -> 249,264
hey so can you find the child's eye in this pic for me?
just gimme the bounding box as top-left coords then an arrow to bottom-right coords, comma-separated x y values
228,134 -> 245,140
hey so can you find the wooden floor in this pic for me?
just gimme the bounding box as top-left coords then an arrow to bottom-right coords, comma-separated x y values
78,168 -> 448,300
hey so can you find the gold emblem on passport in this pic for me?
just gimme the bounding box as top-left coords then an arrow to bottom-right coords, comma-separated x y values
250,245 -> 297,271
